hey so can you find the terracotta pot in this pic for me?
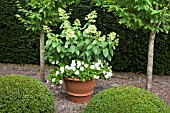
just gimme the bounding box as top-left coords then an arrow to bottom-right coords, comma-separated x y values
64,78 -> 95,103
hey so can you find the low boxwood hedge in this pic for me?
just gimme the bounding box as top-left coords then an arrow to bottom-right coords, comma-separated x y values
83,86 -> 170,113
0,75 -> 55,113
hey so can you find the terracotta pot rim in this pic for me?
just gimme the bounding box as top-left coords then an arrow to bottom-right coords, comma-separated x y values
64,77 -> 81,81
64,77 -> 96,82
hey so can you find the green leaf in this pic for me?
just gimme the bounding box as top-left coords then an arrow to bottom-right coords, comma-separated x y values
57,45 -> 62,53
77,41 -> 84,47
108,54 -> 112,61
87,44 -> 93,49
75,49 -> 80,55
86,50 -> 91,57
101,42 -> 108,48
70,45 -> 76,54
93,46 -> 98,55
92,40 -> 97,45
103,48 -> 109,58
46,40 -> 51,47
85,39 -> 91,44
52,42 -> 58,48
60,54 -> 64,58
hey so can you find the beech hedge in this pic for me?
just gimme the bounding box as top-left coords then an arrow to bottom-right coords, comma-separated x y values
0,0 -> 170,75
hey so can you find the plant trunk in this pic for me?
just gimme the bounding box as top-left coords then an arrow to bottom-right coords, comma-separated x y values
146,31 -> 156,91
40,30 -> 45,82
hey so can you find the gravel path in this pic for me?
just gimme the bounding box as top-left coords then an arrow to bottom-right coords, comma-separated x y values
0,63 -> 170,113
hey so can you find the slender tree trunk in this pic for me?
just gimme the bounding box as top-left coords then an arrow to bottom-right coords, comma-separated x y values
146,31 -> 156,91
40,30 -> 45,82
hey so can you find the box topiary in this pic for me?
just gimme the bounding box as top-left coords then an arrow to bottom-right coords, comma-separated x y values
83,86 -> 170,113
0,75 -> 55,113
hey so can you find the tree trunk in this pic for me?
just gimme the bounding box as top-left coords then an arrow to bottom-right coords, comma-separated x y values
40,30 -> 45,82
146,31 -> 156,91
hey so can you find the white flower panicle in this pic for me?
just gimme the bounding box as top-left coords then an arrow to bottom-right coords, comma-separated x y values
65,28 -> 77,38
98,35 -> 106,42
73,19 -> 81,26
85,10 -> 97,23
85,25 -> 97,34
108,32 -> 116,40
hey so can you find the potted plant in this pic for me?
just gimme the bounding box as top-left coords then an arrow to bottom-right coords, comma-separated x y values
45,8 -> 119,103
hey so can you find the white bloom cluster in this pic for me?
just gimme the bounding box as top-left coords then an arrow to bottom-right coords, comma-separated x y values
53,59 -> 112,85
65,28 -> 77,38
85,25 -> 97,34
63,21 -> 71,29
73,19 -> 81,26
58,8 -> 70,20
85,10 -> 97,23
98,35 -> 106,42
108,32 -> 116,40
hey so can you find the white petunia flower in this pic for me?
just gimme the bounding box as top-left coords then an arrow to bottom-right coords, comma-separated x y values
59,80 -> 63,84
103,70 -> 106,74
108,72 -> 113,77
56,71 -> 59,76
80,66 -> 85,71
96,67 -> 100,70
65,65 -> 70,70
71,60 -> 76,67
90,65 -> 95,69
56,61 -> 59,64
77,61 -> 81,65
72,60 -> 76,64
52,78 -> 56,83
95,63 -> 99,68
82,62 -> 84,65
97,59 -> 102,65
94,75 -> 100,79
105,74 -> 109,79
46,80 -> 49,83
60,67 -> 64,73
71,67 -> 76,71
74,70 -> 79,75
84,64 -> 88,68
52,61 -> 55,65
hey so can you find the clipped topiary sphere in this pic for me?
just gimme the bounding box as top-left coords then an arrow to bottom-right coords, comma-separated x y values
84,86 -> 170,113
0,75 -> 55,113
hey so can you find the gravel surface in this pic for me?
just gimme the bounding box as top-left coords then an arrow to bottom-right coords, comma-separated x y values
0,63 -> 170,113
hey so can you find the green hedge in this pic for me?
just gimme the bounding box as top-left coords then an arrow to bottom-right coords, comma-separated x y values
0,0 -> 170,74
0,75 -> 55,113
0,0 -> 40,64
84,86 -> 170,113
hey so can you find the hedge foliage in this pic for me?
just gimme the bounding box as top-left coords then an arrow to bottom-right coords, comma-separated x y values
0,75 -> 55,113
0,0 -> 40,64
83,86 -> 170,113
0,0 -> 170,74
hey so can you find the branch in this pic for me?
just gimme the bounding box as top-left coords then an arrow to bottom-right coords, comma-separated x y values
157,0 -> 170,27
